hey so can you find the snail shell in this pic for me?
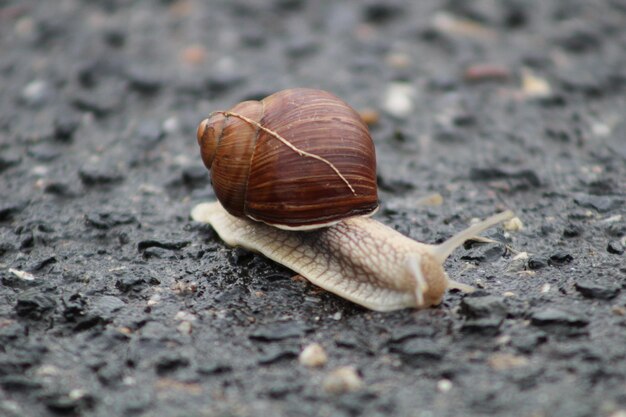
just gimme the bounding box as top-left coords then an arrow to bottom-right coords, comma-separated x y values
196,88 -> 378,230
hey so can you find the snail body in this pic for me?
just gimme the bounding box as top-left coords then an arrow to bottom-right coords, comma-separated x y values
193,88 -> 515,311
196,88 -> 378,230
191,202 -> 513,311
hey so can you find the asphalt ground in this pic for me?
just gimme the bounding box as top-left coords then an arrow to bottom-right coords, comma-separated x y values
0,1 -> 625,416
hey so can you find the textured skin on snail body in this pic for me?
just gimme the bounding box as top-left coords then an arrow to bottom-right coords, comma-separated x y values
196,88 -> 378,230
191,202 -> 514,311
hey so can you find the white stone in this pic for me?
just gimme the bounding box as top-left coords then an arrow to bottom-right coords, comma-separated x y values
383,82 -> 415,118
299,343 -> 328,367
322,366 -> 363,394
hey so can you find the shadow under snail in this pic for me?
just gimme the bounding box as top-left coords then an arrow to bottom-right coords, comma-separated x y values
191,88 -> 514,312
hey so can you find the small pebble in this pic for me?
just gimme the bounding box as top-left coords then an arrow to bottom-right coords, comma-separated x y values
53,114 -> 80,142
416,193 -> 444,206
0,152 -> 22,172
138,183 -> 164,195
15,289 -> 57,319
385,52 -> 411,69
79,166 -> 125,186
503,217 -> 524,232
611,306 -> 626,316
249,321 -> 310,342
512,252 -> 528,261
205,70 -> 244,96
68,389 -> 87,401
521,68 -> 552,98
27,144 -> 61,162
528,256 -> 548,270
171,281 -> 197,296
383,82 -> 414,119
103,27 -> 126,48
162,117 -> 180,134
9,268 -> 35,281
147,294 -> 161,306
431,12 -> 496,40
136,122 -> 165,144
437,379 -> 453,393
556,25 -> 601,54
15,16 -> 35,36
137,239 -> 190,252
42,181 -> 76,197
285,35 -> 318,58
126,68 -> 163,94
84,211 -> 136,230
177,321 -> 192,335
299,343 -> 328,368
511,333 -> 547,354
600,214 -> 622,224
0,243 -> 15,257
44,391 -> 84,413
71,90 -> 119,117
390,338 -> 444,362
460,318 -> 502,336
574,281 -> 620,300
459,295 -> 507,318
548,251 -> 573,266
607,240 -> 624,255
469,167 -> 541,189
563,223 -> 583,238
174,311 -> 197,322
115,275 -> 146,292
257,346 -> 299,365
90,296 -> 125,320
0,201 -> 28,221
463,64 -> 510,82
197,361 -> 232,376
240,27 -> 266,47
322,366 -> 363,394
363,2 -> 402,24
488,353 -> 529,370
31,165 -> 49,177
181,44 -> 207,65
359,108 -> 380,126
154,353 -> 190,375
530,308 -> 589,327
21,79 -> 50,106
574,195 -> 622,213
460,243 -> 506,263
181,166 -> 208,187
36,365 -> 61,377
496,335 -> 512,346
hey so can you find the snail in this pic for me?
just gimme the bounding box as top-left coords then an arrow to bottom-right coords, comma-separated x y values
192,88 -> 514,311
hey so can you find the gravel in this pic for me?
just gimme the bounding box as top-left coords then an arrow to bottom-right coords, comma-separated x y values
1,1 -> 625,416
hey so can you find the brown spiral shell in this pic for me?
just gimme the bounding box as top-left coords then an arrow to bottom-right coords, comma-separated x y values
196,88 -> 378,230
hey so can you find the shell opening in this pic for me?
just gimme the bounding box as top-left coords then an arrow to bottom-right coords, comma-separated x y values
196,114 -> 225,170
